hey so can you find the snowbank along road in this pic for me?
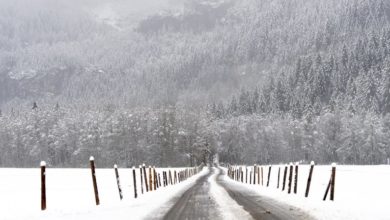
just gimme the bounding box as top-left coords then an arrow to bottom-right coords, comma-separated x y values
155,166 -> 313,220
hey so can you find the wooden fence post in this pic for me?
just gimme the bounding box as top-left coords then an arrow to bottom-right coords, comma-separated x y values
237,167 -> 241,182
114,164 -> 123,200
139,165 -> 144,194
323,163 -> 336,201
330,163 -> 336,201
41,161 -> 46,211
163,171 -> 165,186
154,167 -> 158,190
253,164 -> 256,184
288,163 -> 293,194
282,165 -> 287,191
149,166 -> 153,191
267,166 -> 272,187
133,167 -> 137,198
257,166 -> 260,184
323,179 -> 331,201
143,164 -> 149,192
294,163 -> 299,194
169,170 -> 173,185
277,167 -> 281,189
261,166 -> 264,186
90,156 -> 100,205
158,173 -> 161,187
174,170 -> 177,184
246,167 -> 248,183
249,171 -> 252,184
305,161 -> 315,197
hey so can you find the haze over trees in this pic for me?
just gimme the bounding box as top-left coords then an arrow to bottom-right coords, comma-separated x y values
0,0 -> 390,167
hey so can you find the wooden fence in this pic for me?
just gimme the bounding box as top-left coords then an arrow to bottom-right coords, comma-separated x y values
227,161 -> 336,201
40,157 -> 204,210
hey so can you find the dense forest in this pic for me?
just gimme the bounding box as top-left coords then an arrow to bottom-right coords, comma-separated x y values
1,0 -> 390,167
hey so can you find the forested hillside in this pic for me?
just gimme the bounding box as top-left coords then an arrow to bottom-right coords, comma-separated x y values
1,0 -> 390,167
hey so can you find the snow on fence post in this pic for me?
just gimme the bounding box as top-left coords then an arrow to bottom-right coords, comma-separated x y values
139,165 -> 144,194
305,161 -> 315,197
294,163 -> 299,194
142,164 -> 149,192
89,156 -> 100,205
282,165 -> 287,191
149,166 -> 153,191
277,167 -> 281,189
288,163 -> 293,194
330,163 -> 336,201
40,161 -> 46,211
132,167 -> 137,198
267,166 -> 272,187
114,164 -> 123,200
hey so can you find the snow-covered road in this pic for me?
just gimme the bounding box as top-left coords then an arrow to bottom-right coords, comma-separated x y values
157,166 -> 312,220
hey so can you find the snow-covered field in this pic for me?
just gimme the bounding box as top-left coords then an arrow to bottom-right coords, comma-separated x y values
0,166 -> 207,220
224,164 -> 390,220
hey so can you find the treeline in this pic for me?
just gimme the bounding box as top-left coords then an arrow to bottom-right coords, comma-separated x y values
0,105 -> 213,167
211,112 -> 390,165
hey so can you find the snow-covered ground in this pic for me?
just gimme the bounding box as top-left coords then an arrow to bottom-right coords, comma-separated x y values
208,167 -> 252,219
224,164 -> 390,220
0,166 -> 207,220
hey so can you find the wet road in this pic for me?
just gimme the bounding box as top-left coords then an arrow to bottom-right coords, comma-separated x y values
160,166 -> 313,220
162,167 -> 221,220
215,168 -> 312,220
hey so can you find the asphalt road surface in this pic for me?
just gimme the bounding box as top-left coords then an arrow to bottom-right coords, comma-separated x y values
160,166 -> 313,220
162,167 -> 222,220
